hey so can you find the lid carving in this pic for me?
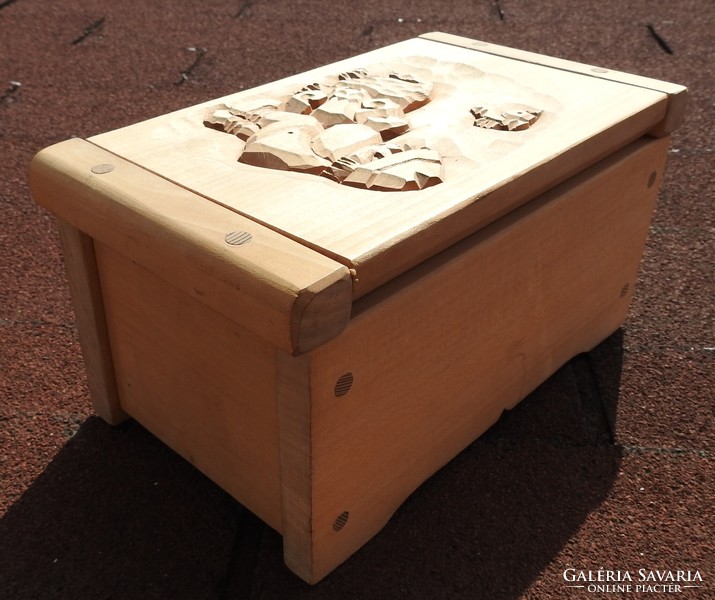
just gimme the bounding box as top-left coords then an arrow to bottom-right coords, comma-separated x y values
204,60 -> 544,192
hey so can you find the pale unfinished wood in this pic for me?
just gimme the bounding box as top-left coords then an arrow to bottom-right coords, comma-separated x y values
420,31 -> 688,136
340,147 -> 443,191
310,124 -> 382,163
284,136 -> 669,583
276,351 -> 314,581
241,125 -> 329,174
89,36 -> 674,297
29,138 -> 353,355
471,103 -> 543,130
94,241 -> 284,530
56,221 -> 127,425
204,70 -> 427,181
285,86 -> 328,114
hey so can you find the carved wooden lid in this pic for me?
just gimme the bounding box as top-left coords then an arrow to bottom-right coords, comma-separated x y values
89,33 -> 686,298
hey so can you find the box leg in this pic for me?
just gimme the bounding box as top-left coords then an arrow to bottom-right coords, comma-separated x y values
276,352 -> 315,581
277,351 -> 373,584
57,221 -> 127,425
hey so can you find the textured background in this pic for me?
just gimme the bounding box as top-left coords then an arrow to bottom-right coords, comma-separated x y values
1,1 -> 713,598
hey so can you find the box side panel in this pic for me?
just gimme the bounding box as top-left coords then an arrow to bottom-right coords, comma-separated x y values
299,136 -> 669,581
94,242 -> 283,531
29,138 -> 353,356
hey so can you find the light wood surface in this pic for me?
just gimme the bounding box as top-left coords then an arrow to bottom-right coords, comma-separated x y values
56,221 -> 126,424
94,241 -> 284,531
204,70 -> 437,191
276,351 -> 315,580
29,138 -> 353,355
285,136 -> 669,582
420,32 -> 688,137
88,35 -> 675,296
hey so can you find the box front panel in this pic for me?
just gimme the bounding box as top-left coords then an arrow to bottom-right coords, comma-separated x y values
299,136 -> 669,580
94,243 -> 283,532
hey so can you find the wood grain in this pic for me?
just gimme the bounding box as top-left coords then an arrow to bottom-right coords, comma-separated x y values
29,138 -> 353,355
56,221 -> 127,424
420,31 -> 688,136
88,36 -> 673,297
94,241 -> 284,530
292,136 -> 669,582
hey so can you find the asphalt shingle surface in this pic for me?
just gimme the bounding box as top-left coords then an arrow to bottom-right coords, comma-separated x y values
1,1 -> 713,598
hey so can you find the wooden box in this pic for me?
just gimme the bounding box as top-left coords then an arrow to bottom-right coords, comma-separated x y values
30,33 -> 686,583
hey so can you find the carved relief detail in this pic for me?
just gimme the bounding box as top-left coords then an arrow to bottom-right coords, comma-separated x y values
470,104 -> 542,131
204,64 -> 545,191
204,69 -> 444,191
323,144 -> 443,191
